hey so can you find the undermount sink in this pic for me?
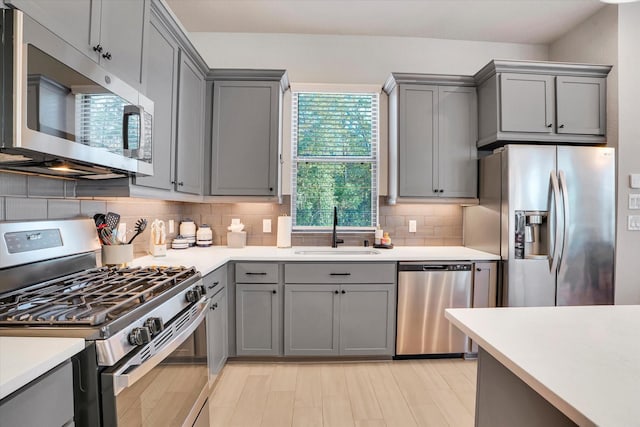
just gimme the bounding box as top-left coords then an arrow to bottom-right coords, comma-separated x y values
294,248 -> 381,255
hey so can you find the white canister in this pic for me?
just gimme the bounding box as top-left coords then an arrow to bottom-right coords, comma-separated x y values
196,224 -> 213,247
179,220 -> 196,246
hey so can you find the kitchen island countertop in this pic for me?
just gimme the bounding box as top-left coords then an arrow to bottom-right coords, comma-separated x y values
0,337 -> 85,400
130,245 -> 499,276
445,305 -> 640,427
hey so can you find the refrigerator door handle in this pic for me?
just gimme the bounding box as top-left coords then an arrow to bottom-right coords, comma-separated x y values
548,171 -> 563,273
558,170 -> 570,271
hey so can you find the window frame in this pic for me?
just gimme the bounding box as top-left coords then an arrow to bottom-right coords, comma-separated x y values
290,90 -> 379,232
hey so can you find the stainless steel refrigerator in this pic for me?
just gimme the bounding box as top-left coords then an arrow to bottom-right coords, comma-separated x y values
465,144 -> 615,307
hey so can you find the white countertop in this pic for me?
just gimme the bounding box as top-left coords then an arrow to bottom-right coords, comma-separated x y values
130,245 -> 499,276
445,305 -> 640,427
0,337 -> 85,400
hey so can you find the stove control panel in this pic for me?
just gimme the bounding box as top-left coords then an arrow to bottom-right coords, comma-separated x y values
4,229 -> 63,253
128,327 -> 152,346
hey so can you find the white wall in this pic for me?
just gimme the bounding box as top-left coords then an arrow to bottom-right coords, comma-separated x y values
191,32 -> 548,194
614,4 -> 640,304
190,32 -> 548,84
549,5 -> 618,148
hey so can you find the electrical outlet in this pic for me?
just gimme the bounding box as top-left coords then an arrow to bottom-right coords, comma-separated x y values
631,174 -> 640,189
409,220 -> 417,233
168,220 -> 175,233
628,215 -> 640,231
630,194 -> 640,210
117,223 -> 127,243
263,219 -> 272,233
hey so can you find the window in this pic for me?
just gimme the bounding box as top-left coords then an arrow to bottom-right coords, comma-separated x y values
291,92 -> 379,229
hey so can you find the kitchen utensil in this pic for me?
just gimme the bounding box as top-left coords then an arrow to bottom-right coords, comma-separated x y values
93,213 -> 106,227
100,226 -> 117,245
105,212 -> 120,230
127,218 -> 147,244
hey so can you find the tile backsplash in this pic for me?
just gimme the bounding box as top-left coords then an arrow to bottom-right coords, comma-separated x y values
1,171 -> 463,255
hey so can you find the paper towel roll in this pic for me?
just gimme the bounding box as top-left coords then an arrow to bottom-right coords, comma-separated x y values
277,216 -> 292,248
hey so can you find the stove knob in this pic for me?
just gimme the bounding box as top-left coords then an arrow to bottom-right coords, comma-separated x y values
196,284 -> 206,296
185,288 -> 199,303
144,317 -> 164,336
128,327 -> 151,346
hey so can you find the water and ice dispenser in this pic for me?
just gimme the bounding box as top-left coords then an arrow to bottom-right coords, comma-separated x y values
515,211 -> 548,259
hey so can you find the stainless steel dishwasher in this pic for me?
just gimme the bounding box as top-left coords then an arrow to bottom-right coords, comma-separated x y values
396,262 -> 472,356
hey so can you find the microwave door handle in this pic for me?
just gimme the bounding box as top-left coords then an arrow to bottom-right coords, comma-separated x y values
105,297 -> 208,396
548,171 -> 562,273
122,105 -> 142,155
558,170 -> 570,272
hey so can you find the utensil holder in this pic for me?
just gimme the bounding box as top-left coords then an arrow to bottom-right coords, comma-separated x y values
102,244 -> 133,266
227,231 -> 246,248
150,244 -> 167,257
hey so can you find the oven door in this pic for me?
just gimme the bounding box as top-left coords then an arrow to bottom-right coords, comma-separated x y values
101,298 -> 210,427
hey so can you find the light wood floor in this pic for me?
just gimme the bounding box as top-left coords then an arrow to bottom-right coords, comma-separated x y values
207,359 -> 477,427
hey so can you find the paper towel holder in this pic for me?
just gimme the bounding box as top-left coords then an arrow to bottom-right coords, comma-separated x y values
277,214 -> 292,248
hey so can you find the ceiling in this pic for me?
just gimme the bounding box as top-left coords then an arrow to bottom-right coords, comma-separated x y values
165,0 -> 606,45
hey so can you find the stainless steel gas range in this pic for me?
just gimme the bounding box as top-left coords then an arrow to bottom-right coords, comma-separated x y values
0,219 -> 210,427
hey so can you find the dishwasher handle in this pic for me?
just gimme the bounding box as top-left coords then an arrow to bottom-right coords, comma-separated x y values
398,263 -> 472,272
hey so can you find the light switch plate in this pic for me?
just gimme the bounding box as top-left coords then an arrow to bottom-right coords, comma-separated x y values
168,220 -> 175,233
628,215 -> 640,231
263,219 -> 272,233
117,223 -> 127,243
631,174 -> 640,189
629,194 -> 640,210
409,220 -> 417,233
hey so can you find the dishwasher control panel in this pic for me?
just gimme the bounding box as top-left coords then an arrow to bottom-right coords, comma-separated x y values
398,263 -> 472,272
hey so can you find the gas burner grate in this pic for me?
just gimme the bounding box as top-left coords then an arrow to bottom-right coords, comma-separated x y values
0,266 -> 197,326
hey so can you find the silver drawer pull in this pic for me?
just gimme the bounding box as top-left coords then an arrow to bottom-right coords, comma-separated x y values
246,272 -> 267,275
330,273 -> 351,276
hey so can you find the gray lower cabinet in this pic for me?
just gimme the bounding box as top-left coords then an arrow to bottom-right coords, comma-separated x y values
384,74 -> 478,203
339,284 -> 395,356
469,261 -> 498,353
284,284 -> 340,356
207,286 -> 228,379
475,60 -> 611,148
207,70 -> 289,197
6,0 -> 148,90
0,360 -> 74,427
235,283 -> 281,356
283,263 -> 396,357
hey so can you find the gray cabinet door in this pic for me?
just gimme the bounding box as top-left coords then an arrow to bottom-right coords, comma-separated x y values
235,283 -> 281,356
284,284 -> 340,356
399,84 -> 437,197
556,76 -> 606,135
207,287 -> 228,379
175,53 -> 204,195
210,81 -> 279,196
99,0 -> 147,88
500,73 -> 554,133
133,10 -> 178,190
339,284 -> 395,356
5,0 -> 100,62
438,86 -> 478,198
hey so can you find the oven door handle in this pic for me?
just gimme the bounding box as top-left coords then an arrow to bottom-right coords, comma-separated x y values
106,297 -> 209,396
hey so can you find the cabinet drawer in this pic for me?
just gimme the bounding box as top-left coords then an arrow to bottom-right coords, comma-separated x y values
285,263 -> 396,284
204,265 -> 227,296
235,263 -> 279,283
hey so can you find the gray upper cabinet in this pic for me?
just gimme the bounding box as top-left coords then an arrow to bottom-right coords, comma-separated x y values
175,54 -> 205,195
385,74 -> 477,203
133,8 -> 178,191
207,70 -> 289,197
475,60 -> 612,149
7,0 -> 148,89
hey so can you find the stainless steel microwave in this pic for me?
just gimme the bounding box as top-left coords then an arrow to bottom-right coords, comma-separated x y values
0,8 -> 153,179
